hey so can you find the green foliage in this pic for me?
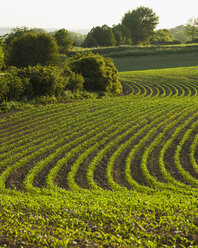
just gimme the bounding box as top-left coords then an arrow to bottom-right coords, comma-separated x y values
16,65 -> 68,97
68,52 -> 122,95
62,66 -> 84,92
0,75 -> 9,101
68,31 -> 86,47
169,25 -> 188,43
54,29 -> 74,53
112,24 -> 132,45
2,27 -> 36,48
122,6 -> 159,44
6,32 -> 59,67
83,25 -> 116,47
0,73 -> 30,102
0,44 -> 4,70
185,17 -> 198,41
150,29 -> 180,45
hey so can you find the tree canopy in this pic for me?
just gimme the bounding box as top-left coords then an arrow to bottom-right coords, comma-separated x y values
54,29 -> 74,53
150,29 -> 175,45
112,24 -> 132,45
185,18 -> 198,41
122,6 -> 159,44
6,32 -> 59,67
2,27 -> 45,48
83,25 -> 116,47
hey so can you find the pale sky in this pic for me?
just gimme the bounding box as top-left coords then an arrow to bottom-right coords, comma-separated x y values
1,0 -> 198,31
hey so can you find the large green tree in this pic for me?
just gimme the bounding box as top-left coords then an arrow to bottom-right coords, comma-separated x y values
185,18 -> 198,41
3,27 -> 45,48
122,6 -> 159,44
6,32 -> 59,67
83,25 -> 116,47
112,24 -> 132,45
54,29 -> 74,53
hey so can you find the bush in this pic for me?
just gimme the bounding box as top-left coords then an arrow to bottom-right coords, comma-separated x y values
6,32 -> 59,67
0,75 -> 9,101
68,52 -> 122,95
0,73 -> 29,102
62,66 -> 84,92
17,65 -> 68,97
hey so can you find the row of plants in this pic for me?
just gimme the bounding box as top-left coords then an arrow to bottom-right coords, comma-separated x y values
1,66 -> 198,246
140,106 -> 198,191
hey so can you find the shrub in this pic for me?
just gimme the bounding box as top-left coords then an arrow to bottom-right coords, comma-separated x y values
62,66 -> 84,92
0,75 -> 9,101
0,73 -> 29,102
17,65 -> 68,97
68,52 -> 122,95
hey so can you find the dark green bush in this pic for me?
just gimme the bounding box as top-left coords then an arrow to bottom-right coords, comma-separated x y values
68,52 -> 122,95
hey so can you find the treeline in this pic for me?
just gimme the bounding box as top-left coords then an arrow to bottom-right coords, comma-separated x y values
83,7 -> 198,47
83,6 -> 182,47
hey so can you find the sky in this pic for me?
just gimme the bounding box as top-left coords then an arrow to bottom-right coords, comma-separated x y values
1,0 -> 198,31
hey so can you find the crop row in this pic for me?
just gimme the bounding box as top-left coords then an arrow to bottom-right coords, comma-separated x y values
1,99 -> 198,195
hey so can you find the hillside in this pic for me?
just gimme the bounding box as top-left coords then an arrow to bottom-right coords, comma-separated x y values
1,66 -> 198,247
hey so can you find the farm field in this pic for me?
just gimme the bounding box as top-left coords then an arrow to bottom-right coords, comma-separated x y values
1,66 -> 198,247
67,44 -> 198,72
113,52 -> 198,71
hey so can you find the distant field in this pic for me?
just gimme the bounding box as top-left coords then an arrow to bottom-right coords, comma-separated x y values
66,44 -> 198,72
113,52 -> 198,71
1,66 -> 198,247
67,44 -> 198,58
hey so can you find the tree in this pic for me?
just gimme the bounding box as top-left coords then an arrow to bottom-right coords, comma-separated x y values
150,29 -> 174,45
68,52 -> 122,95
54,29 -> 74,53
122,6 -> 159,44
185,18 -> 198,41
6,32 -> 59,67
112,24 -> 132,45
83,25 -> 116,47
2,27 -> 45,48
169,25 -> 188,43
